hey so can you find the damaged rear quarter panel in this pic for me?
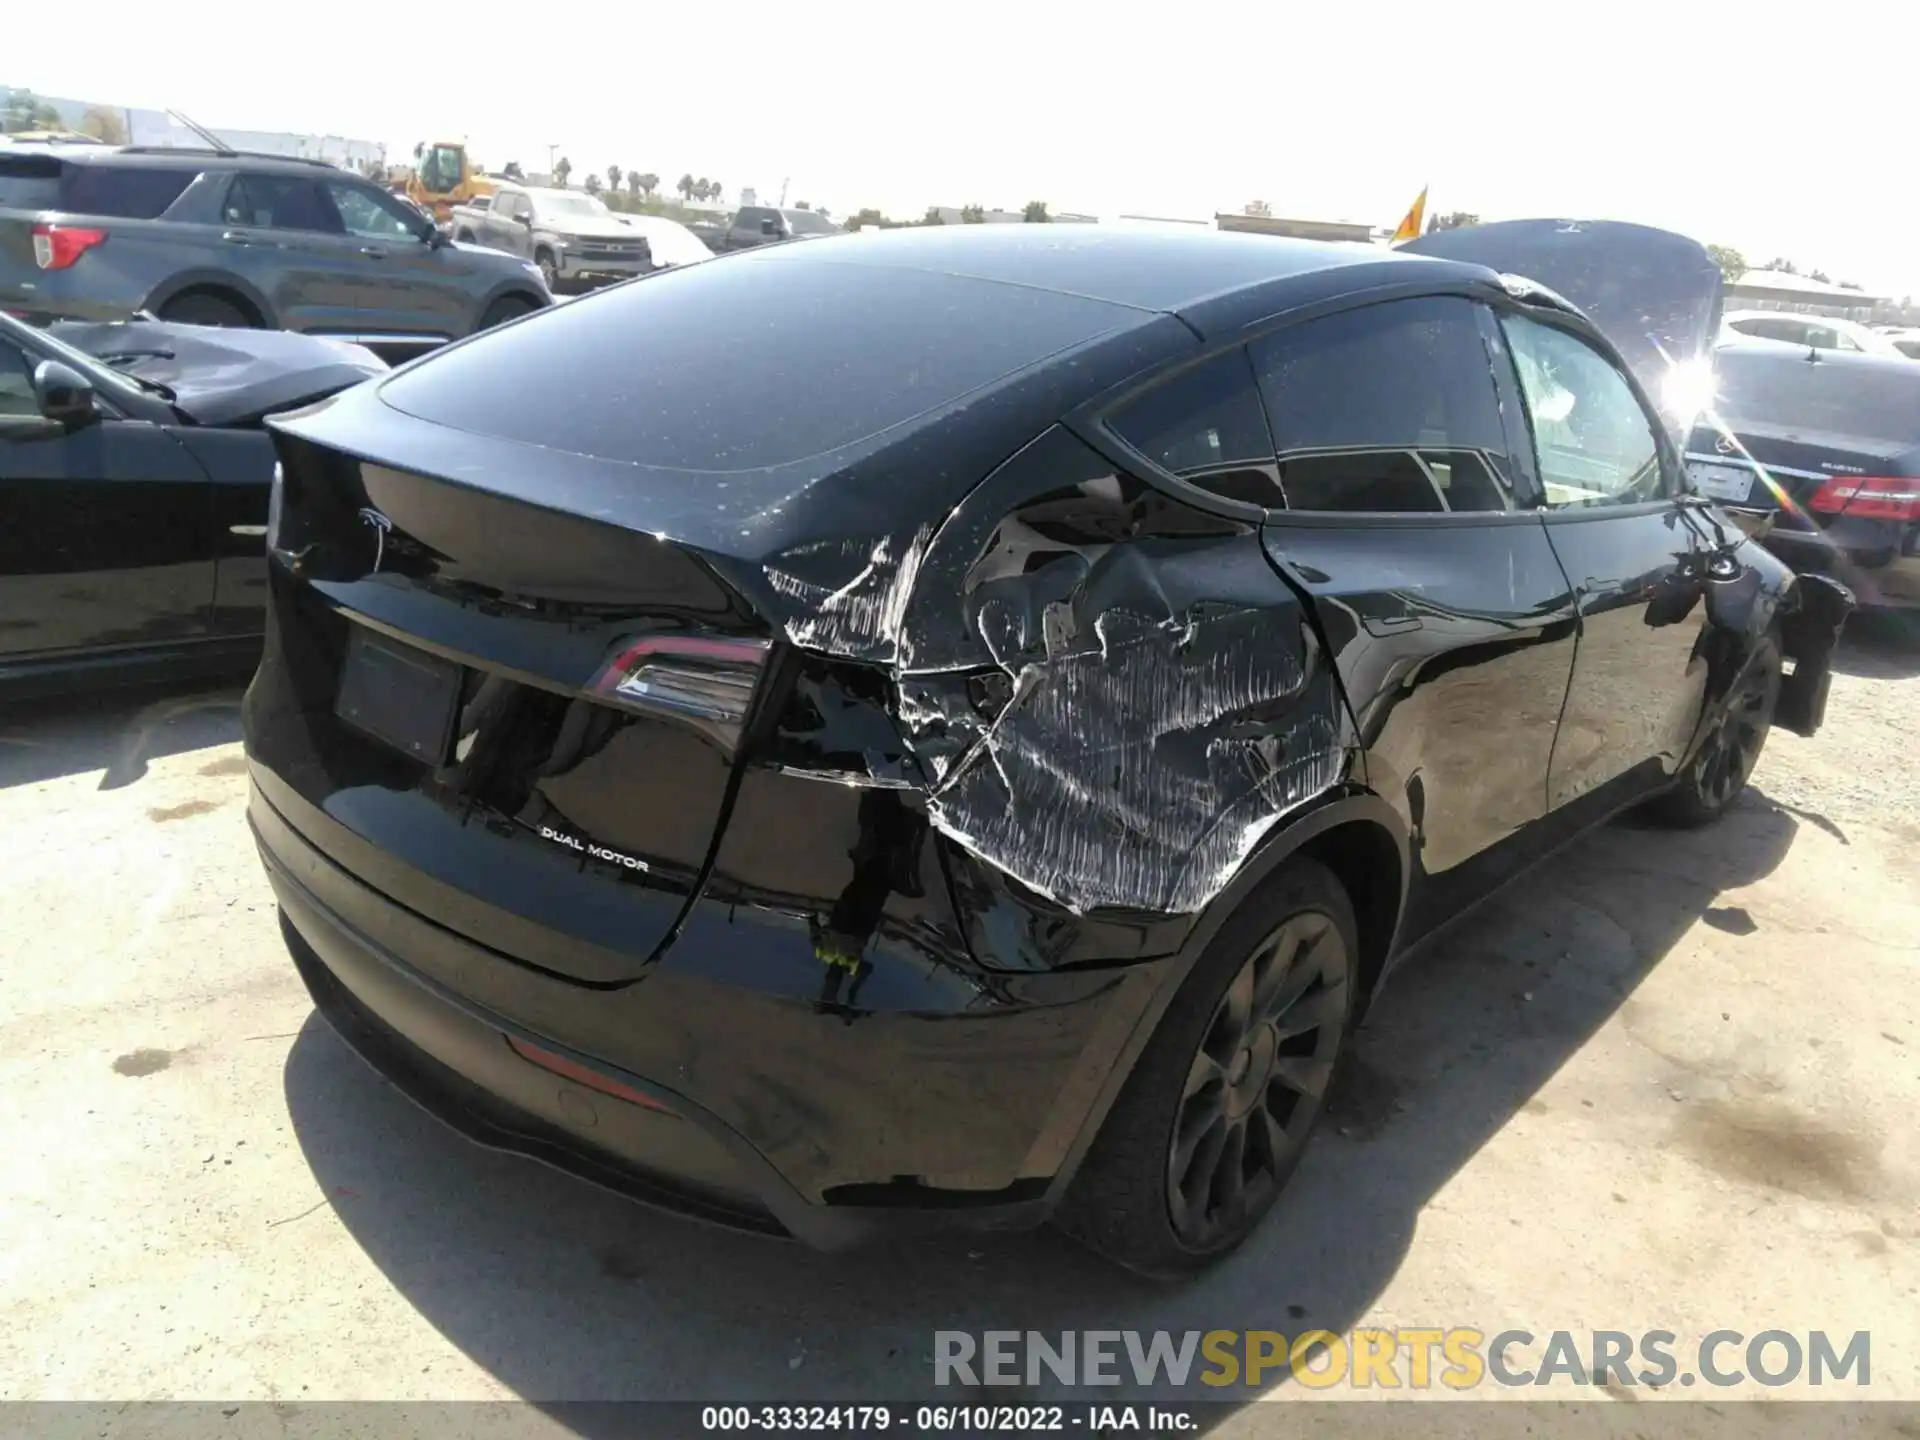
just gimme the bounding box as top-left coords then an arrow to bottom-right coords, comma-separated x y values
890,428 -> 1353,923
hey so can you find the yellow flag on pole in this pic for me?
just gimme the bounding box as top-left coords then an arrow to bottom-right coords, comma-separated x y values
1390,185 -> 1428,245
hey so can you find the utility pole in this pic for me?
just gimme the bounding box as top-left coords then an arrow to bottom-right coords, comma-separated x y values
547,144 -> 559,177
778,176 -> 789,207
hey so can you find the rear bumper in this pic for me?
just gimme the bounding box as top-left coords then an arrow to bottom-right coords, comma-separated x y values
1758,518 -> 1920,611
251,776 -> 1164,1249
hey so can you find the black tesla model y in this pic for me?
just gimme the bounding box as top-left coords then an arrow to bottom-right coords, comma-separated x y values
244,221 -> 1849,1276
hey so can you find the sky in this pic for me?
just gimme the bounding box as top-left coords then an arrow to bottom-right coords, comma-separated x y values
23,0 -> 1920,297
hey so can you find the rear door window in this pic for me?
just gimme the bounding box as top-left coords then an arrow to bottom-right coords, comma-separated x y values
1249,296 -> 1518,513
222,174 -> 344,233
0,154 -> 63,210
1106,349 -> 1282,505
56,164 -> 195,219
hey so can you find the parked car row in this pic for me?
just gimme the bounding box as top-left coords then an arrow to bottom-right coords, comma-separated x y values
1,143 -> 551,360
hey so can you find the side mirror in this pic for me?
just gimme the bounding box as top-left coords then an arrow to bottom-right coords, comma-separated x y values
33,360 -> 97,428
759,218 -> 778,235
518,213 -> 533,228
426,225 -> 451,249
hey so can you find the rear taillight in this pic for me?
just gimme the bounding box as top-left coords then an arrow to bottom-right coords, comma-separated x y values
588,635 -> 770,736
1808,476 -> 1920,523
31,223 -> 107,270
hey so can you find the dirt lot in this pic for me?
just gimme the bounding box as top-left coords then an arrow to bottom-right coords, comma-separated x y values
1,631 -> 1916,1421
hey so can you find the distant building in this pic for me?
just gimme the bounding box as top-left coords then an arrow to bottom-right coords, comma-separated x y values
1,85 -> 383,170
1215,212 -> 1373,244
1723,268 -> 1886,321
929,206 -> 1097,225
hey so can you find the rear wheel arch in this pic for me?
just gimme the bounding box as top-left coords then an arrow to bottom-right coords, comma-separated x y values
1047,793 -> 1409,1202
144,273 -> 273,328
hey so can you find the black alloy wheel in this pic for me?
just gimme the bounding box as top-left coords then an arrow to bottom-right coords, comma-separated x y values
1055,856 -> 1358,1278
1653,634 -> 1781,827
1167,910 -> 1349,1249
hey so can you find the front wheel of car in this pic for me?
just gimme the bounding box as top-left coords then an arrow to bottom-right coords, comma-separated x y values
1055,857 -> 1357,1279
478,296 -> 537,330
535,250 -> 560,293
1650,632 -> 1782,828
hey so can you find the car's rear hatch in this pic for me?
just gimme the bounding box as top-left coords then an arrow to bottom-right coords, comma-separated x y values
252,249 -> 1150,984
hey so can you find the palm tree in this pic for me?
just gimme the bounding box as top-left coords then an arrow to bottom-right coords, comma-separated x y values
627,171 -> 643,201
695,177 -> 712,203
555,156 -> 573,189
677,173 -> 695,202
638,172 -> 660,200
584,173 -> 602,196
709,179 -> 722,203
607,164 -> 622,195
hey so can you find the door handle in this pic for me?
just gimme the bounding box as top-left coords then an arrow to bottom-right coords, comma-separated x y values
357,246 -> 387,259
220,230 -> 280,248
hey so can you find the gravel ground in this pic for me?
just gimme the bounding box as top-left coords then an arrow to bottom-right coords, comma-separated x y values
0,628 -> 1915,1420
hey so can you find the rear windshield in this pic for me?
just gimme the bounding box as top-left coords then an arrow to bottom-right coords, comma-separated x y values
379,256 -> 1134,472
0,157 -> 194,218
1714,352 -> 1920,445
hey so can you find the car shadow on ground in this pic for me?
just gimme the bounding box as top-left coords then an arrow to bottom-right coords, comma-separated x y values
282,790 -> 1797,1422
1831,615 -> 1920,679
0,682 -> 244,792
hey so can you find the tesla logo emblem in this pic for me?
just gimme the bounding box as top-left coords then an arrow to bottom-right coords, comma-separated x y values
1713,435 -> 1737,455
357,507 -> 392,572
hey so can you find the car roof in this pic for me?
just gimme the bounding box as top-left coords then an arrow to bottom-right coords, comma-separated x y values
35,145 -> 341,173
731,223 -> 1465,334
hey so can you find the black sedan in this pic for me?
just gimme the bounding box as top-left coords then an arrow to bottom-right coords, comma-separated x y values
0,312 -> 384,697
244,222 -> 1849,1277
1684,339 -> 1920,615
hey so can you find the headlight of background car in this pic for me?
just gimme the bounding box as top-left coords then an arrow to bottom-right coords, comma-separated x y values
266,461 -> 285,550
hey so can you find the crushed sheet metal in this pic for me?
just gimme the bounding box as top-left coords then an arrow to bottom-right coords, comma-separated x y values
762,526 -> 933,664
901,603 -> 1343,915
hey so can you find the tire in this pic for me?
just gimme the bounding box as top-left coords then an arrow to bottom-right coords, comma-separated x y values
477,296 -> 536,330
455,229 -> 474,243
1649,632 -> 1782,828
157,291 -> 254,328
534,249 -> 560,293
1055,856 -> 1359,1279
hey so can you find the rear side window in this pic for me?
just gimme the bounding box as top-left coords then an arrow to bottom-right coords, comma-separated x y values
1107,350 -> 1282,505
379,256 -> 1135,472
1249,296 -> 1516,513
0,154 -> 62,210
56,163 -> 195,219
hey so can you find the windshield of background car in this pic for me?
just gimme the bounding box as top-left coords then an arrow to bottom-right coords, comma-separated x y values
1714,351 -> 1920,445
784,209 -> 837,235
378,257 -> 1136,472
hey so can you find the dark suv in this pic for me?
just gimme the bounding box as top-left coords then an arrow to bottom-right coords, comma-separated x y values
0,146 -> 550,357
719,205 -> 840,250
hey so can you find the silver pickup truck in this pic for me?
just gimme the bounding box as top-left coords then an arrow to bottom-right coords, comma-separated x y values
451,185 -> 652,294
